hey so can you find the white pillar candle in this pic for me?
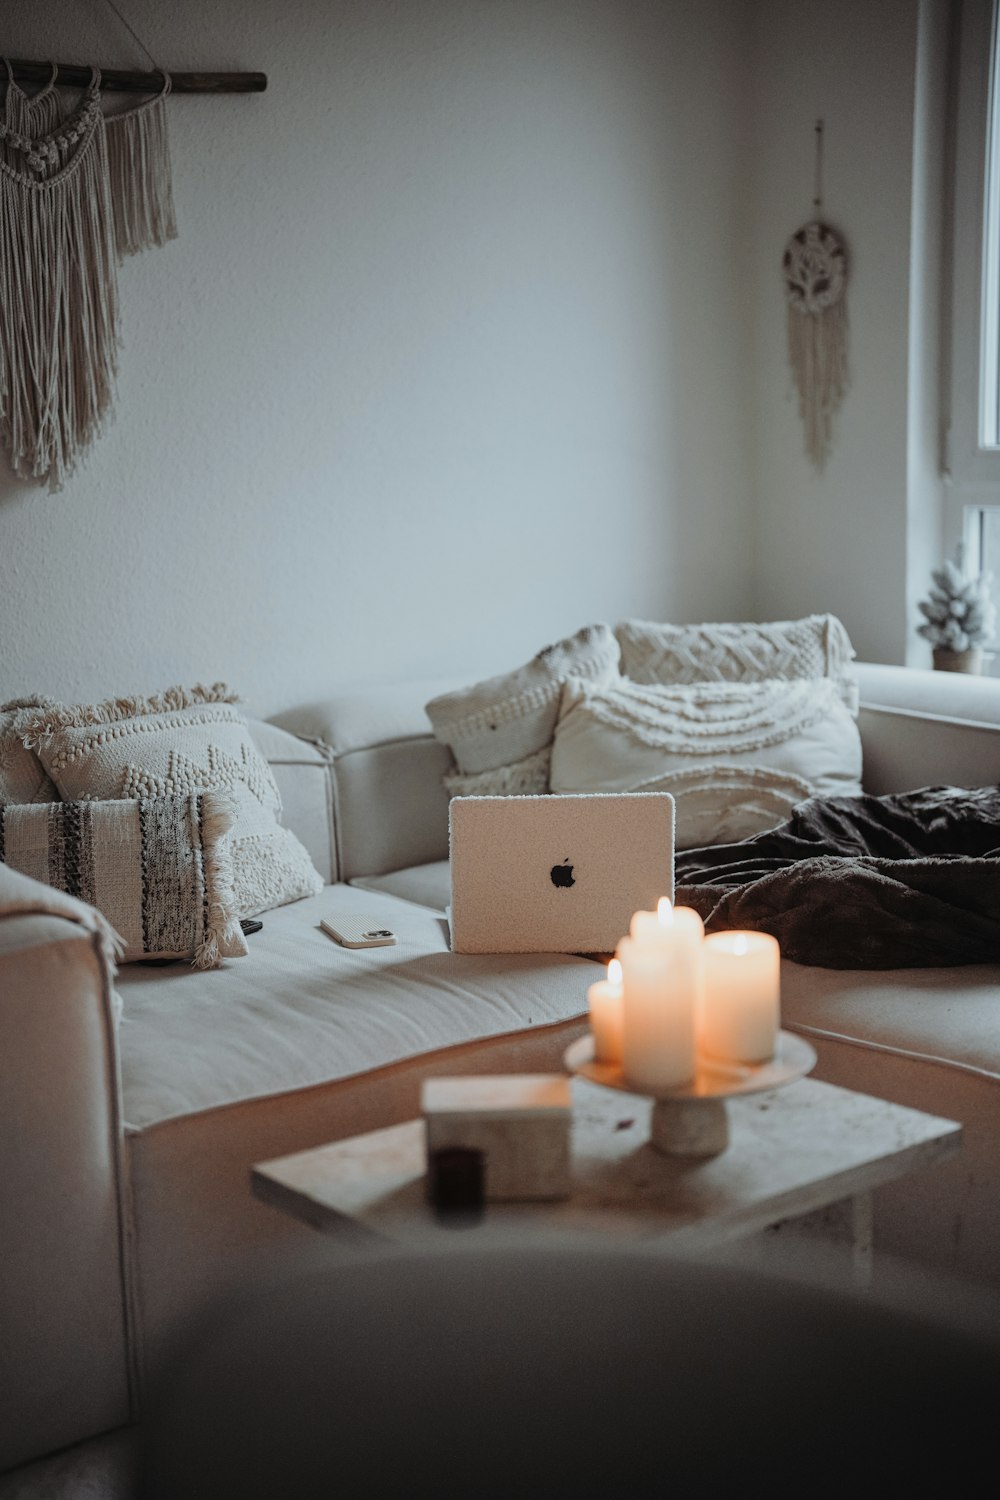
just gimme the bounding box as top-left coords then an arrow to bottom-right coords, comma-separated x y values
587,958 -> 624,1064
619,901 -> 699,1092
700,931 -> 780,1064
631,898 -> 705,951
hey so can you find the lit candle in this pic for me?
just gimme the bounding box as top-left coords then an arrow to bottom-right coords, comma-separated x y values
700,931 -> 780,1064
619,900 -> 699,1092
631,897 -> 705,953
587,957 -> 624,1065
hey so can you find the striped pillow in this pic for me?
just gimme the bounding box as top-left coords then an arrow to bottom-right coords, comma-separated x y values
0,791 -> 248,969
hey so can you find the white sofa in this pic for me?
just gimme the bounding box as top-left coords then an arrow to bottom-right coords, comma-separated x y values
2,660 -> 1000,1473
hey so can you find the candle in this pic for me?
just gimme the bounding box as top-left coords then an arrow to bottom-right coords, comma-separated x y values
700,931 -> 780,1064
619,899 -> 700,1092
630,897 -> 705,953
587,958 -> 624,1064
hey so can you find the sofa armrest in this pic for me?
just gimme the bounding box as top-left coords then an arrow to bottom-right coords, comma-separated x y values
853,662 -> 1000,795
0,894 -> 134,1470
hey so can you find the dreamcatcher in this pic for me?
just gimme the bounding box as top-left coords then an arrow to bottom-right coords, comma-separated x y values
781,120 -> 849,471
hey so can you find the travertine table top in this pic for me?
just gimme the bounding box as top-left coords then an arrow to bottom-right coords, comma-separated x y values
252,1075 -> 961,1254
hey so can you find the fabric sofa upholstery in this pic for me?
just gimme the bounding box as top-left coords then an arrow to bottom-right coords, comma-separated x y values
3,657 -> 1000,1476
0,900 -> 134,1472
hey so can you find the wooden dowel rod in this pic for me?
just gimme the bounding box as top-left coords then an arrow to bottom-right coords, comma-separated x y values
6,57 -> 267,94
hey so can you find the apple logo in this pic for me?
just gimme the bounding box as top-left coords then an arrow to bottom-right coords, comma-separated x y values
550,858 -> 575,889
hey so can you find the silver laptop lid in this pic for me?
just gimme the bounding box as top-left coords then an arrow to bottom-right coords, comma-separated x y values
448,792 -> 675,954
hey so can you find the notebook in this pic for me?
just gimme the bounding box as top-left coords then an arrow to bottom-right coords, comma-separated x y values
448,792 -> 675,955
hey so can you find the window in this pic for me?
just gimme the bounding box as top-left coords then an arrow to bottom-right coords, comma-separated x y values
967,500 -> 1000,569
948,0 -> 1000,655
947,0 -> 1000,482
980,0 -> 1000,446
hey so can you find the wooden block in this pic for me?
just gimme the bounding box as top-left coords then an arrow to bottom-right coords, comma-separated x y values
421,1075 -> 572,1201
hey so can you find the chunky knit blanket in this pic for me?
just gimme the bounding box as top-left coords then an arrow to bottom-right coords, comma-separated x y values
675,785 -> 1000,968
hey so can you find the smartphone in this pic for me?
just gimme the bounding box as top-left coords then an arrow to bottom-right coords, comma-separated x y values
320,916 -> 397,949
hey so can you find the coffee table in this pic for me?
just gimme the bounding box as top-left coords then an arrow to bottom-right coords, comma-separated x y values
252,1070 -> 961,1288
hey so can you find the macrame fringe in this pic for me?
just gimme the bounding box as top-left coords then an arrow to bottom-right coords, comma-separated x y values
192,790 -> 246,969
0,694 -> 56,712
105,81 -> 177,257
19,683 -> 241,745
0,62 -> 178,489
787,300 -> 848,470
0,84 -> 120,493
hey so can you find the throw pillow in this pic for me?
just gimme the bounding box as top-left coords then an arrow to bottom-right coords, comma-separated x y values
19,683 -> 324,918
0,791 -> 248,968
443,745 -> 552,799
614,613 -> 857,708
425,623 -> 621,794
0,697 -> 60,802
549,674 -> 863,848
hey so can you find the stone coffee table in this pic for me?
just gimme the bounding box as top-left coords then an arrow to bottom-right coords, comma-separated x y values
251,1071 -> 961,1289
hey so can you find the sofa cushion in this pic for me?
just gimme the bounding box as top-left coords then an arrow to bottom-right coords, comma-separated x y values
549,674 -> 863,847
0,792 -> 247,968
425,623 -> 621,782
780,959 -> 1000,1080
115,885 -> 596,1130
21,685 -> 324,919
249,720 -> 335,885
270,682 -> 459,883
778,955 -> 1000,1286
350,860 -> 450,913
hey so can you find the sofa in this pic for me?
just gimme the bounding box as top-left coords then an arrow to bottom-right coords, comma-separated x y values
2,656 -> 1000,1474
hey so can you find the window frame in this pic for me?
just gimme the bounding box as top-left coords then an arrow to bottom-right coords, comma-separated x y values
946,0 -> 1000,485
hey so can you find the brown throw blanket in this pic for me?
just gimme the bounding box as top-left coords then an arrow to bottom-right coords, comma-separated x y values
674,786 -> 1000,968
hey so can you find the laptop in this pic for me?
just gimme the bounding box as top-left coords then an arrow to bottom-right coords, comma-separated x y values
448,792 -> 675,955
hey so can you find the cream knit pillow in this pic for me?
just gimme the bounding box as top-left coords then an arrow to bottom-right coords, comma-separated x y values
443,746 -> 553,799
20,683 -> 324,918
0,697 -> 59,802
614,613 -> 857,709
550,673 -> 863,848
426,623 -> 621,794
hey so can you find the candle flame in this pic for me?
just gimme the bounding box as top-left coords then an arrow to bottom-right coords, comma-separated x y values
733,934 -> 749,956
656,896 -> 674,928
608,958 -> 623,987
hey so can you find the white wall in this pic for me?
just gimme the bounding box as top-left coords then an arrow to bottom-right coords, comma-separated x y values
745,0 -> 929,666
0,0 -> 754,719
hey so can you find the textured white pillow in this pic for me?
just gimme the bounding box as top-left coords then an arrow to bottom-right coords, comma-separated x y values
21,683 -> 324,918
443,745 -> 553,799
550,674 -> 863,848
0,697 -> 59,802
614,613 -> 857,710
425,623 -> 621,788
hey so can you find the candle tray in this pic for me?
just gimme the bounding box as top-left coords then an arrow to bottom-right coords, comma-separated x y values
564,1030 -> 817,1158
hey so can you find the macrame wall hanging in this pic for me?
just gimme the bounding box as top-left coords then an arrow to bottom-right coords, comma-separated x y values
781,120 -> 849,471
0,1 -> 264,493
